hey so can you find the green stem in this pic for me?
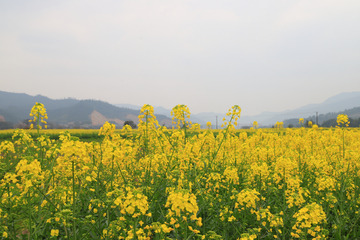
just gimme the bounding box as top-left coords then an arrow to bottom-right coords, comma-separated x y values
37,112 -> 40,137
145,113 -> 148,156
28,191 -> 32,239
183,112 -> 187,146
343,127 -> 345,159
72,159 -> 77,240
212,115 -> 235,160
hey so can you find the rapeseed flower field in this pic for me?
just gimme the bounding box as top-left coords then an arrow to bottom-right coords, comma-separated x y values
0,103 -> 360,239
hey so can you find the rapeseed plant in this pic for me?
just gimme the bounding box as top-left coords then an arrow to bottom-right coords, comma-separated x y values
29,102 -> 48,136
252,121 -> 258,129
337,114 -> 349,127
1,103 -> 360,239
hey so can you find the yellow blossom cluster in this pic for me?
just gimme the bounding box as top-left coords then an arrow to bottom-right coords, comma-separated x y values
291,203 -> 327,239
222,105 -> 241,128
171,104 -> 191,129
166,190 -> 200,220
337,114 -> 350,127
235,189 -> 260,211
0,141 -> 15,158
115,188 -> 149,216
165,190 -> 202,236
29,102 -> 48,130
138,104 -> 161,130
99,121 -> 116,138
275,121 -> 284,128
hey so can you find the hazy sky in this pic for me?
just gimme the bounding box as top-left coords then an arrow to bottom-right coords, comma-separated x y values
1,0 -> 359,116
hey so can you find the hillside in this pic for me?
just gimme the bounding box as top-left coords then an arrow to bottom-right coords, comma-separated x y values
0,91 -> 171,128
48,100 -> 171,126
2,90 -> 360,129
0,90 -> 79,110
114,104 -> 208,125
253,92 -> 360,126
115,92 -> 360,127
283,106 -> 360,127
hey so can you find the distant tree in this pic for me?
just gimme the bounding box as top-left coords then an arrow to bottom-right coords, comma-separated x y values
321,119 -> 337,127
124,120 -> 137,129
287,123 -> 294,128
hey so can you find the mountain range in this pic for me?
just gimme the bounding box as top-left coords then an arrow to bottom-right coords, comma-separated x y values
1,90 -> 359,129
116,91 -> 360,127
0,90 -> 172,128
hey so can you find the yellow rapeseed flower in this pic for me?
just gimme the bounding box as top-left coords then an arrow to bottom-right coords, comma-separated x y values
337,114 -> 349,127
29,102 -> 48,130
50,229 -> 59,237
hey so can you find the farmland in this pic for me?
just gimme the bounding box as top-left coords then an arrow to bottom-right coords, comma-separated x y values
0,104 -> 360,239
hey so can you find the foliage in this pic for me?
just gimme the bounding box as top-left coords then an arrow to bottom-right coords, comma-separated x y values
123,120 -> 137,129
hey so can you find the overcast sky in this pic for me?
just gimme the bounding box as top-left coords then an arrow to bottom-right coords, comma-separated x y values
1,0 -> 359,116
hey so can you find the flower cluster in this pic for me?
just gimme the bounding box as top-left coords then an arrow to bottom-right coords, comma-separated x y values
29,102 -> 48,130
115,188 -> 149,216
98,121 -> 116,138
0,141 -> 15,158
222,105 -> 241,128
107,188 -> 152,239
291,203 -> 327,239
166,190 -> 199,217
171,104 -> 191,129
308,121 -> 313,127
337,114 -> 349,127
275,121 -> 283,129
235,189 -> 260,211
138,104 -> 160,130
165,190 -> 202,235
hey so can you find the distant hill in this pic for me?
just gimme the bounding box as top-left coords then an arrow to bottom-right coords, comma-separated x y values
48,100 -> 139,124
283,106 -> 360,127
115,91 -> 360,127
2,90 -> 360,129
0,90 -> 79,110
48,100 -> 171,126
0,90 -> 80,123
0,91 -> 172,128
258,92 -> 360,125
0,108 -> 18,123
115,104 -> 173,117
114,104 -> 216,126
